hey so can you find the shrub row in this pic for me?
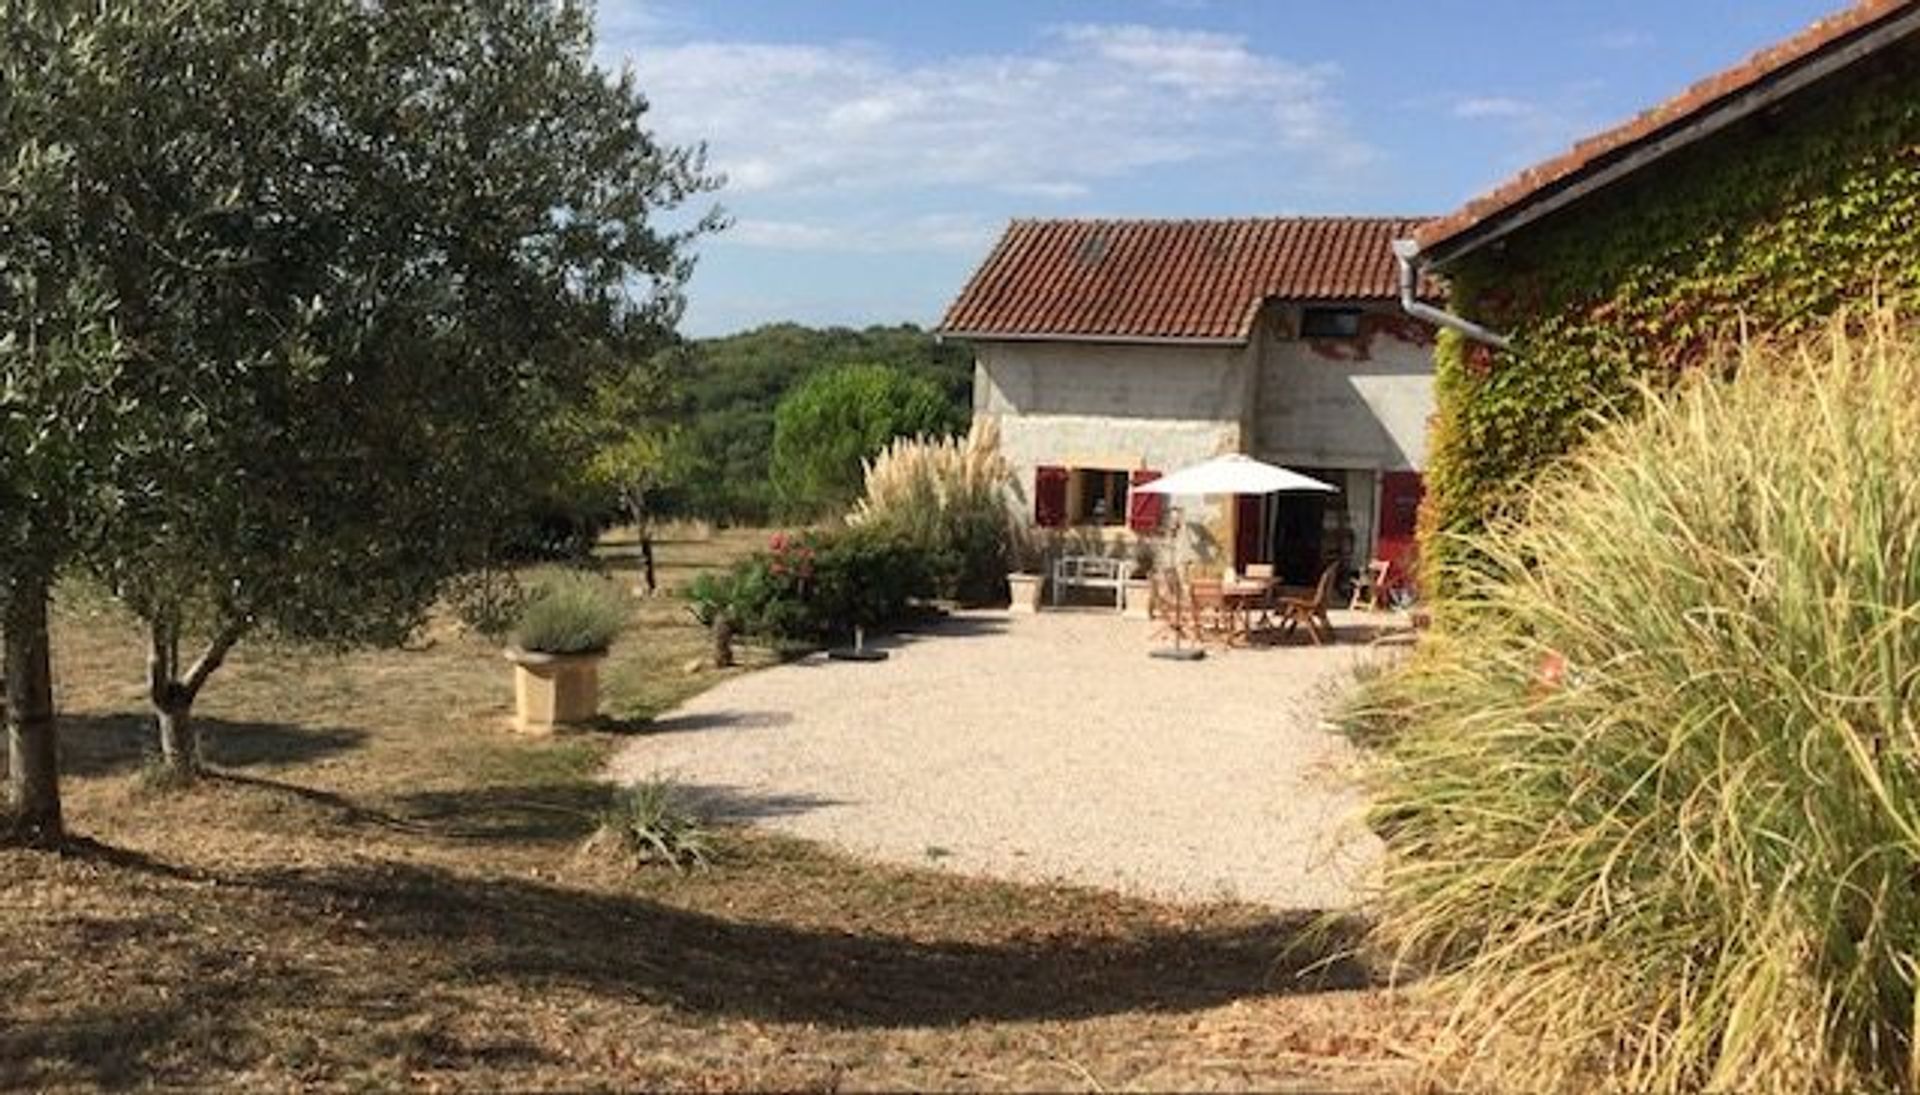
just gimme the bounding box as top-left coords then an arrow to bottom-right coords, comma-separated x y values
686,525 -> 930,643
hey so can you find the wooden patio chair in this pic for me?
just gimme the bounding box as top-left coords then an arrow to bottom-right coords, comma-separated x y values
1277,563 -> 1340,645
1348,558 -> 1392,611
1185,577 -> 1238,645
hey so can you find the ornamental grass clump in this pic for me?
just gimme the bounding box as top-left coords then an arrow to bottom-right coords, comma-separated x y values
849,419 -> 1017,604
511,569 -> 627,655
1363,315 -> 1920,1092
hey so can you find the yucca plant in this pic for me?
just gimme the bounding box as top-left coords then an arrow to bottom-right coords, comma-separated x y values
590,777 -> 713,870
1360,314 -> 1920,1092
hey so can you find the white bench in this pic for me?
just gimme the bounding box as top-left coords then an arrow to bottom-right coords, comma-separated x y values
1051,554 -> 1126,610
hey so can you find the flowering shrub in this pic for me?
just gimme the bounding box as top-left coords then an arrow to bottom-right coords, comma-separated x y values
687,526 -> 929,643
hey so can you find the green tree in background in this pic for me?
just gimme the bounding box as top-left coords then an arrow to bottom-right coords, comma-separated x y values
3,0 -> 718,807
673,324 -> 973,522
770,364 -> 961,518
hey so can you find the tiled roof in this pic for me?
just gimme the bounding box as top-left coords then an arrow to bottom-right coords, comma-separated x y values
939,217 -> 1435,343
1415,0 -> 1920,258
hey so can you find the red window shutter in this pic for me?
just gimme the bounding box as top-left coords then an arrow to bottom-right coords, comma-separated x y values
1034,466 -> 1069,528
1127,470 -> 1163,531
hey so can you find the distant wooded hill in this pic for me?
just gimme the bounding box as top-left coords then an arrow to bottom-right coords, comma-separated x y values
669,323 -> 973,523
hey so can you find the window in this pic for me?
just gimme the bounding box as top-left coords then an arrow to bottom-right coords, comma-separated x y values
1300,307 -> 1363,339
1072,469 -> 1130,526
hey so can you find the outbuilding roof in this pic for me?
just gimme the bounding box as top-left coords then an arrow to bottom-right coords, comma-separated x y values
939,216 -> 1434,344
1415,0 -> 1920,264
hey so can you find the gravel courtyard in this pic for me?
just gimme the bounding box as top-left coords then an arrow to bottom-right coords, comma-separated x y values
609,611 -> 1396,908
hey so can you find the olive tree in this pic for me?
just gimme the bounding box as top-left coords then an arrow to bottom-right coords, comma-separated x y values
3,0 -> 721,798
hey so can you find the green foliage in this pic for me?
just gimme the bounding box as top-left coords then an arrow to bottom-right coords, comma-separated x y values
512,569 -> 629,655
446,569 -> 530,643
1422,62 -> 1920,589
686,527 -> 930,643
672,324 -> 974,523
848,422 -> 1017,605
1364,320 -> 1920,1091
769,363 -> 965,519
591,778 -> 713,870
0,0 -> 719,785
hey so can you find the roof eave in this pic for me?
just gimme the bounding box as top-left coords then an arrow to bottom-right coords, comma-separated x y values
1420,2 -> 1920,270
935,330 -> 1252,348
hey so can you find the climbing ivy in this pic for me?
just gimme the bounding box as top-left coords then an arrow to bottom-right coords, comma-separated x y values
1421,51 -> 1920,588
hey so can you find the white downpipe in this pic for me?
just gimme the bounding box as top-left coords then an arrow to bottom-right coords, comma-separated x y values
1392,239 -> 1511,350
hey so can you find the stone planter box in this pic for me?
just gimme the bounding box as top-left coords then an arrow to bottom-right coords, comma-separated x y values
1122,577 -> 1152,619
505,647 -> 606,733
1007,573 -> 1044,614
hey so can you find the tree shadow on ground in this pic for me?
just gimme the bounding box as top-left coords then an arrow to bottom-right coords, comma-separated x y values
245,858 -> 1368,1031
616,709 -> 794,736
59,714 -> 367,778
389,780 -> 840,843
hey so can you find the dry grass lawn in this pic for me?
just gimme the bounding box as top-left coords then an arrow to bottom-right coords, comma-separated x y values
2,530 -> 1433,1091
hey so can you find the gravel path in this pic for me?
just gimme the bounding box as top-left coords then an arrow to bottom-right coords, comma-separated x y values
608,610 -> 1396,908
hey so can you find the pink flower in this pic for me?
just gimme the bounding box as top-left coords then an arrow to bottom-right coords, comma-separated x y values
769,531 -> 789,552
1537,651 -> 1568,689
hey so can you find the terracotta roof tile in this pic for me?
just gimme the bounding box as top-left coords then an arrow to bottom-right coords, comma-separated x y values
1416,0 -> 1920,257
939,217 -> 1434,343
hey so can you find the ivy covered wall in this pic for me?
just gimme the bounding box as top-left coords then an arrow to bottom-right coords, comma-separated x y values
1421,42 -> 1920,583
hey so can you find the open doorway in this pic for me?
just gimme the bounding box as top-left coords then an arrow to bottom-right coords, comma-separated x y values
1232,468 -> 1354,584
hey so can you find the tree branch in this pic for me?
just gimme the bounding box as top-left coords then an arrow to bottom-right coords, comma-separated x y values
179,620 -> 249,703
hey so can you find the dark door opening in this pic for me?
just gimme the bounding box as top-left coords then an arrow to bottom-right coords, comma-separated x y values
1271,492 -> 1326,585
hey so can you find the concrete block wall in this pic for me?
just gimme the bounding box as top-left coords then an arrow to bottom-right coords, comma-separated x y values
1251,304 -> 1435,472
974,339 -> 1253,563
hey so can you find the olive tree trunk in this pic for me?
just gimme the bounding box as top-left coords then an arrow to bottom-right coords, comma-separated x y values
4,573 -> 61,844
145,617 -> 245,776
622,486 -> 658,595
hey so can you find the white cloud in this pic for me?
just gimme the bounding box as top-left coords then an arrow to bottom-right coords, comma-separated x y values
1452,96 -> 1536,120
616,23 -> 1377,198
725,213 -> 997,255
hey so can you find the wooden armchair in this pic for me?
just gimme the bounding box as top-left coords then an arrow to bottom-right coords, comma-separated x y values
1277,564 -> 1340,645
1185,578 -> 1242,645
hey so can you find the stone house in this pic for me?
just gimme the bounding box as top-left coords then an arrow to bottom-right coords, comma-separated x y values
1398,0 -> 1920,563
938,217 -> 1437,584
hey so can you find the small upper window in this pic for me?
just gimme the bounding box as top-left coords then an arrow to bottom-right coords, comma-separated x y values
1300,307 -> 1364,339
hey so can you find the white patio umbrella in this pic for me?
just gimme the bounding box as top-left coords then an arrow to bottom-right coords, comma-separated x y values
1132,453 -> 1335,496
1134,454 -> 1332,661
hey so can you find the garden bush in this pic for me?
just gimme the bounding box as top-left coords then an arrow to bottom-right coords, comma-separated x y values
511,569 -> 628,655
687,525 -> 930,644
1361,317 -> 1920,1092
848,421 -> 1017,605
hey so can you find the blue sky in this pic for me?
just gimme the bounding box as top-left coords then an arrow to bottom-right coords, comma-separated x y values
596,1 -> 1842,337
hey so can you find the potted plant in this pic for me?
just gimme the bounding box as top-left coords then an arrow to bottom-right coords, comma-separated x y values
1005,523 -> 1046,614
504,569 -> 627,733
1123,538 -> 1156,619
